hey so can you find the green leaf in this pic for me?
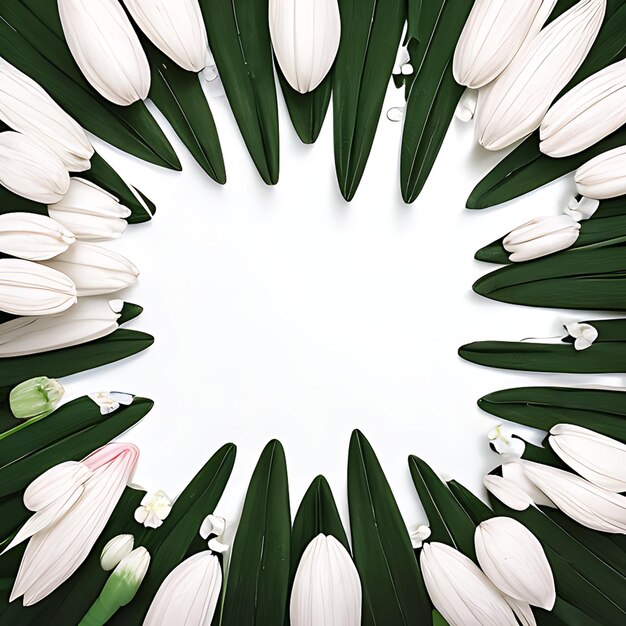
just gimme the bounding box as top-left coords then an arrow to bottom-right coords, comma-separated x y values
348,430 -> 430,625
473,242 -> 626,310
110,443 -> 236,625
400,0 -> 473,203
0,329 -> 154,388
407,455 -> 476,559
446,480 -> 493,525
0,0 -> 180,170
277,69 -> 332,145
199,0 -> 279,185
333,0 -> 406,201
477,386 -> 626,443
220,440 -> 290,625
466,4 -> 626,209
140,36 -> 226,184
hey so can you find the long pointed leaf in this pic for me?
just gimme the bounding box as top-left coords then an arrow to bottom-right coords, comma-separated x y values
348,430 -> 430,625
220,440 -> 290,625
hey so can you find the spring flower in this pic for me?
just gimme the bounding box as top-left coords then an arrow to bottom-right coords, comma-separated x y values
475,517 -> 555,610
269,0 -> 341,93
6,442 -> 140,605
0,297 -> 123,357
290,534 -> 361,626
549,424 -> 626,492
143,551 -> 222,626
9,377 -> 64,420
475,0 -> 606,151
48,178 -> 131,241
80,547 -> 150,625
0,258 -> 76,316
0,213 -> 75,261
540,58 -> 626,157
200,514 -> 229,553
40,241 -> 139,296
134,490 -> 172,528
575,145 -> 626,200
484,474 -> 537,511
565,321 -> 598,350
453,0 -> 556,89
0,131 -> 70,203
58,0 -> 151,106
487,462 -> 556,509
0,58 -> 93,171
89,391 -> 134,415
421,542 -> 518,626
488,425 -> 525,458
122,0 -> 208,72
503,215 -> 581,262
100,534 -> 135,571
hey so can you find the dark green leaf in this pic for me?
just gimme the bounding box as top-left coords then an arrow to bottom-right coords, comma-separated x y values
200,0 -> 279,185
333,0 -> 406,200
348,430 -> 430,625
446,480 -> 493,525
400,0 -> 473,203
220,440 -> 290,625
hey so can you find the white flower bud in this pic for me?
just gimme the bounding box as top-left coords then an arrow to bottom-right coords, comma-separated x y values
0,213 -> 75,261
100,534 -> 134,571
575,145 -> 626,200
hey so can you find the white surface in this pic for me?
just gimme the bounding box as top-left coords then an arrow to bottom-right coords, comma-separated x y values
63,80 -> 622,534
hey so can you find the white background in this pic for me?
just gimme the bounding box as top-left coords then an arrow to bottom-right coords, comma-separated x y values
63,78 -> 623,537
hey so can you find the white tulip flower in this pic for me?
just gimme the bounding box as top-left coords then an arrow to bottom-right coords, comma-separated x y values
575,145 -> 626,200
475,0 -> 606,151
100,534 -> 135,571
290,534 -> 361,626
541,58 -> 626,157
269,0 -> 341,93
144,551 -> 222,626
475,517 -> 555,610
58,0 -> 151,106
0,131 -> 70,204
503,215 -> 581,262
48,178 -> 131,241
0,212 -> 75,261
420,542 -> 518,626
123,0 -> 209,72
0,297 -> 122,357
0,258 -> 76,316
40,241 -> 139,296
0,58 -> 93,171
454,0 -> 557,89
549,424 -> 626,492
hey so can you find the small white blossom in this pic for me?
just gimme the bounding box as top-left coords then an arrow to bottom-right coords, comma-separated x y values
134,490 -> 172,529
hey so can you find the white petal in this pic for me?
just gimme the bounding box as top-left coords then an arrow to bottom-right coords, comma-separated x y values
563,196 -> 599,221
0,213 -> 75,261
40,241 -> 139,297
0,258 -> 77,317
100,534 -> 134,571
484,475 -> 534,511
502,462 -> 556,509
0,131 -> 70,203
123,0 -> 209,72
549,424 -> 626,492
58,0 -> 151,106
269,0 -> 341,93
22,461 -> 91,512
575,145 -> 626,200
144,551 -> 222,626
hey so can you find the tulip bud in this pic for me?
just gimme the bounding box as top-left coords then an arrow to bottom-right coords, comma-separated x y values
575,145 -> 626,200
475,0 -> 606,151
58,0 -> 151,106
503,215 -> 580,262
454,0 -> 556,89
9,377 -> 65,420
48,178 -> 131,242
549,424 -> 626,492
40,242 -> 139,296
0,297 -> 123,357
0,131 -> 70,204
122,0 -> 209,72
0,58 -> 93,172
290,534 -> 361,626
540,58 -> 626,157
269,0 -> 341,93
0,213 -> 75,261
100,535 -> 135,571
475,517 -> 555,610
420,542 -> 518,626
0,258 -> 77,316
